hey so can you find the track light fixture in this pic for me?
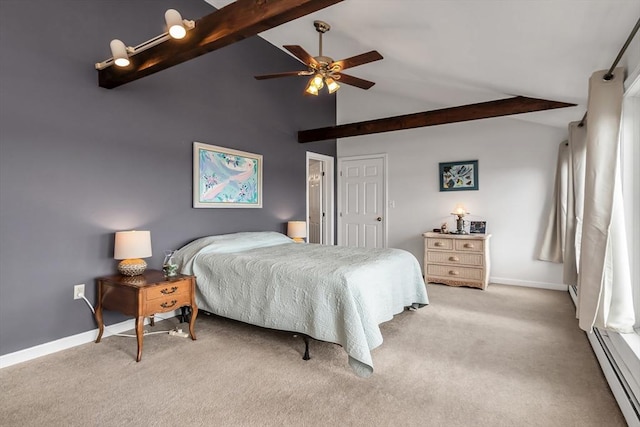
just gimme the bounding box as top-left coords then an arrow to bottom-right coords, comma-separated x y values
95,9 -> 195,70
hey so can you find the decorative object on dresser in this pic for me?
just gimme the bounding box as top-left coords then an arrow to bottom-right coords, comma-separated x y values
470,221 -> 487,234
287,220 -> 307,242
94,270 -> 198,362
193,142 -> 263,209
450,204 -> 469,234
113,230 -> 152,276
162,250 -> 178,277
422,232 -> 491,290
439,160 -> 478,191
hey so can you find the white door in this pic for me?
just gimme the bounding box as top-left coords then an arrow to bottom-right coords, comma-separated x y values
306,152 -> 335,245
308,159 -> 323,244
338,155 -> 386,248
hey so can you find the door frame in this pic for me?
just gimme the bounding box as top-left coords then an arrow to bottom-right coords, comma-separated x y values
337,153 -> 388,247
306,152 -> 335,245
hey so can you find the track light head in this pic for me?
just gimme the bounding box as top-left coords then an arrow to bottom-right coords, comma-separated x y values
110,39 -> 130,67
165,9 -> 186,39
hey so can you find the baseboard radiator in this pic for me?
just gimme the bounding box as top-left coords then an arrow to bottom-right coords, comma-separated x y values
569,285 -> 640,426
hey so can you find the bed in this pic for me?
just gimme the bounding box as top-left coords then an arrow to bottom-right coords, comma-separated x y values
173,231 -> 429,377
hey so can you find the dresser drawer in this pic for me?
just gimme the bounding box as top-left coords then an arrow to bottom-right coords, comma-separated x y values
145,293 -> 192,314
426,264 -> 485,281
427,238 -> 453,250
145,280 -> 190,301
454,239 -> 484,252
427,251 -> 484,266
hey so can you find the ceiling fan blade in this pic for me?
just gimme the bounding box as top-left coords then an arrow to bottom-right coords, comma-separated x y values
332,51 -> 383,71
336,73 -> 376,90
283,45 -> 319,67
254,71 -> 308,80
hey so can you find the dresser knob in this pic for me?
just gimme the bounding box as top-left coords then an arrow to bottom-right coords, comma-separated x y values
464,243 -> 474,248
448,270 -> 459,276
449,256 -> 459,262
434,242 -> 444,247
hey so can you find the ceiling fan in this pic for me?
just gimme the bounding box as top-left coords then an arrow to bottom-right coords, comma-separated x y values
254,20 -> 383,95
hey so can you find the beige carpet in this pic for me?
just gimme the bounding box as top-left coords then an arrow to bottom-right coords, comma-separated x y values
0,283 -> 624,426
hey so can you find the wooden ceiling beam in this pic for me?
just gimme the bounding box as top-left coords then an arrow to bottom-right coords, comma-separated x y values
98,0 -> 344,89
297,96 -> 576,143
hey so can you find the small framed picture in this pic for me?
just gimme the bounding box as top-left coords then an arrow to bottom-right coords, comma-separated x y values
439,160 -> 479,191
470,221 -> 487,234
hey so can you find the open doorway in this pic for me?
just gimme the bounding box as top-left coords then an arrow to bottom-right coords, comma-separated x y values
306,152 -> 335,245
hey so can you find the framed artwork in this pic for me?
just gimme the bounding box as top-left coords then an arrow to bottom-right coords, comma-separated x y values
193,142 -> 262,208
439,160 -> 478,191
470,221 -> 487,234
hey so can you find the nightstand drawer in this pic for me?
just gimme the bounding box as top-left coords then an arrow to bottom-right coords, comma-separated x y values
426,264 -> 484,281
145,280 -> 189,300
145,293 -> 192,314
454,239 -> 483,252
427,238 -> 453,250
427,251 -> 484,266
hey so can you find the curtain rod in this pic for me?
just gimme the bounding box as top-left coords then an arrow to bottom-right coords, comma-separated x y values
578,16 -> 640,127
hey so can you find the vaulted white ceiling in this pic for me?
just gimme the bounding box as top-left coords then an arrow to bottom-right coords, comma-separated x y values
206,0 -> 639,129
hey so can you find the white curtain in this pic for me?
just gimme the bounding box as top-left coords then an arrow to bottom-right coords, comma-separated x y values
567,121 -> 587,288
577,68 -> 635,333
538,123 -> 585,287
538,140 -> 569,264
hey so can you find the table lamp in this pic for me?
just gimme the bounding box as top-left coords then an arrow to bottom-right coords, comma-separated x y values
287,221 -> 307,243
450,205 -> 468,234
114,230 -> 152,276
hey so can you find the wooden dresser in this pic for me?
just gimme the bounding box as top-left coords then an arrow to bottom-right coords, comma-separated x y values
422,232 -> 491,290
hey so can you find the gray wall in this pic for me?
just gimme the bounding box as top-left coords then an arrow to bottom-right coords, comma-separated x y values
0,0 -> 336,355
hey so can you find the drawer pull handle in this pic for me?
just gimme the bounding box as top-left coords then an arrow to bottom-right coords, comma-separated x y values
161,286 -> 178,295
434,242 -> 444,247
449,256 -> 459,262
160,300 -> 178,308
449,270 -> 459,276
464,243 -> 474,248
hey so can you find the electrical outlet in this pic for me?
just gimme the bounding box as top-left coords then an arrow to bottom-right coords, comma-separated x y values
73,284 -> 85,300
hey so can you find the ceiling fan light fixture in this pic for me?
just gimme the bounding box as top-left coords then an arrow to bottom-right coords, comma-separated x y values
110,39 -> 130,67
325,77 -> 340,93
165,9 -> 187,39
312,74 -> 324,89
305,79 -> 320,96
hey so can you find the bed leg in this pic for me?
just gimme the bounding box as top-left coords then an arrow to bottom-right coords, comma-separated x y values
302,335 -> 310,361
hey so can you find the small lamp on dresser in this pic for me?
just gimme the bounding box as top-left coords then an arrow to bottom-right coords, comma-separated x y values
114,230 -> 152,276
450,204 -> 469,234
287,221 -> 307,243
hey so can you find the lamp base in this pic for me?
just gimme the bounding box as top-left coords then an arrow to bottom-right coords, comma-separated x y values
291,237 -> 305,243
118,258 -> 147,276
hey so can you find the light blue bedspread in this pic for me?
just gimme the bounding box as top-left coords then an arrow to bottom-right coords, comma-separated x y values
173,231 -> 429,377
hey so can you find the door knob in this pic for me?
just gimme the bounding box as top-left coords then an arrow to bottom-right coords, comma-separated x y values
376,217 -> 382,222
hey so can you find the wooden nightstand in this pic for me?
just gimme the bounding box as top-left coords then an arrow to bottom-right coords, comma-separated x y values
94,270 -> 198,361
422,232 -> 491,290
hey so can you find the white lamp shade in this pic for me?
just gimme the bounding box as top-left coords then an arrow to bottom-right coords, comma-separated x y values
287,221 -> 307,239
114,230 -> 152,260
110,39 -> 130,67
165,9 -> 186,39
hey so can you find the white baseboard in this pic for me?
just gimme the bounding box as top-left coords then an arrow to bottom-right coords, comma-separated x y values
490,276 -> 568,291
0,311 -> 178,369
